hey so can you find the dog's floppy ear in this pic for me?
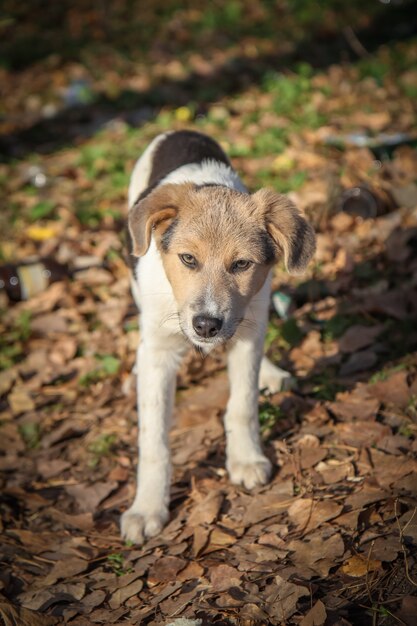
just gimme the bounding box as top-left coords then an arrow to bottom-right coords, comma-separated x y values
252,188 -> 316,275
128,183 -> 191,256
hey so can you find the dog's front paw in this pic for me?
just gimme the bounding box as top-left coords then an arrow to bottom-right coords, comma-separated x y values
227,456 -> 272,490
120,506 -> 169,544
259,359 -> 295,394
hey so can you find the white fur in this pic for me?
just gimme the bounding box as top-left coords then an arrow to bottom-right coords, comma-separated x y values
121,134 -> 291,544
164,159 -> 247,192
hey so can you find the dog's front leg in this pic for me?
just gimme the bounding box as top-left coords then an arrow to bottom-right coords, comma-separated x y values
224,336 -> 272,489
121,340 -> 181,544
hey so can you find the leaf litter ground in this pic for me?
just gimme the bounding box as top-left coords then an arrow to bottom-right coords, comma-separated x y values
1,10 -> 417,626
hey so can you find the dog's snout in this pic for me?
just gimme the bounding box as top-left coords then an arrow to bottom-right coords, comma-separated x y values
192,315 -> 223,338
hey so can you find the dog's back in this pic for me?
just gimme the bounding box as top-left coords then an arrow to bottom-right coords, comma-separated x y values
128,130 -> 231,208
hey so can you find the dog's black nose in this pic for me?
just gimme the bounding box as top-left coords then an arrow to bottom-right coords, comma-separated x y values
192,315 -> 223,338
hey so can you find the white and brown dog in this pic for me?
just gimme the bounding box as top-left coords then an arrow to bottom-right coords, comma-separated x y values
121,130 -> 315,544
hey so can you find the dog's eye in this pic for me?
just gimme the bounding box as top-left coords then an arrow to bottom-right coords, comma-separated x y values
231,259 -> 252,272
179,253 -> 197,268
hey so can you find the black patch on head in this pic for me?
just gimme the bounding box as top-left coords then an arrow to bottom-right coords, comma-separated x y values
125,132 -> 231,267
259,231 -> 277,265
148,130 -> 230,187
160,218 -> 179,252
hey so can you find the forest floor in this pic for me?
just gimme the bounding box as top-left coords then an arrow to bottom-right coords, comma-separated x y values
1,2 -> 417,625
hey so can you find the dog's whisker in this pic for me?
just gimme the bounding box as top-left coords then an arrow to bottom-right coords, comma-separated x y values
159,312 -> 180,328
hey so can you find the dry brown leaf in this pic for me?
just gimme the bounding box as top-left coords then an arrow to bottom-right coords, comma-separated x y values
341,554 -> 382,577
192,525 -> 210,557
0,601 -> 59,626
288,532 -> 345,578
265,575 -> 309,620
37,458 -> 71,479
368,370 -> 411,409
44,557 -> 89,584
31,312 -> 70,334
8,386 -> 35,414
370,536 -> 401,562
210,564 -> 242,592
80,590 -> 107,613
315,459 -> 355,484
0,369 -> 17,396
340,349 -> 378,376
66,481 -> 118,512
242,480 -> 294,526
338,324 -> 384,353
369,449 -> 417,489
48,508 -> 94,531
345,483 -> 387,510
328,387 -> 379,421
334,421 -> 391,448
147,556 -> 187,586
177,560 -> 205,581
204,526 -> 236,551
300,599 -> 327,626
108,579 -> 143,610
188,490 -> 223,527
42,420 -> 88,447
299,446 -> 327,470
239,602 -> 270,621
288,498 -> 343,534
18,582 -> 86,611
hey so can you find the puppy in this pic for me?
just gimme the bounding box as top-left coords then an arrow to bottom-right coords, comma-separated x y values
121,130 -> 315,544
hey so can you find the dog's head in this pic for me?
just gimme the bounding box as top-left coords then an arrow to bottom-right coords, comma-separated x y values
129,183 -> 315,349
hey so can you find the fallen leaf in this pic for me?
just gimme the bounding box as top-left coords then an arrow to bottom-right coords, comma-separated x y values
177,561 -> 205,581
369,449 -> 417,489
300,599 -> 327,626
18,582 -> 86,611
37,458 -> 71,479
334,421 -> 391,448
210,564 -> 242,592
192,525 -> 210,557
239,602 -> 269,621
368,370 -> 411,409
370,536 -> 401,562
288,532 -> 345,577
188,490 -> 223,526
0,600 -> 59,626
340,349 -> 378,376
80,590 -> 106,613
108,578 -> 143,610
288,498 -> 343,534
44,557 -> 89,584
148,556 -> 187,585
0,369 -> 17,396
8,386 -> 35,414
265,575 -> 309,620
328,387 -> 379,421
66,481 -> 118,512
341,555 -> 382,577
338,324 -> 384,353
315,459 -> 355,484
31,312 -> 69,334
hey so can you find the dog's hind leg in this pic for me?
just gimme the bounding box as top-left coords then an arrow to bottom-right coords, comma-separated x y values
259,356 -> 295,393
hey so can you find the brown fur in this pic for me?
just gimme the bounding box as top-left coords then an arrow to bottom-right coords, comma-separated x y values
128,183 -> 315,341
